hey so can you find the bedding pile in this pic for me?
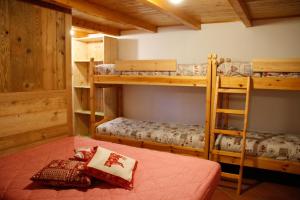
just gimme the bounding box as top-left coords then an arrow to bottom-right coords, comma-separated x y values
96,117 -> 206,149
94,63 -> 208,76
215,131 -> 300,161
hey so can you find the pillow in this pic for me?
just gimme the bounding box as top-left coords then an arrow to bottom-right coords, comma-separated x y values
74,146 -> 97,161
31,160 -> 91,188
84,147 -> 138,190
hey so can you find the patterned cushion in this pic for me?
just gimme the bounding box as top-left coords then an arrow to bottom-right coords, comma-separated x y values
31,160 -> 92,188
84,146 -> 138,190
74,146 -> 97,161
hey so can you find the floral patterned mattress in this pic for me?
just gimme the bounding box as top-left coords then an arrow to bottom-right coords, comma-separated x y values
215,131 -> 300,161
96,117 -> 206,149
217,61 -> 300,77
94,64 -> 207,76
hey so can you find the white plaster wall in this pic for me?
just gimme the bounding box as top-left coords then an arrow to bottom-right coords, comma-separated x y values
118,18 -> 300,134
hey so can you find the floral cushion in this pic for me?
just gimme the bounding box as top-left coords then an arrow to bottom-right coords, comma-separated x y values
94,64 -> 207,76
96,117 -> 205,149
31,160 -> 92,188
84,146 -> 138,190
215,131 -> 300,161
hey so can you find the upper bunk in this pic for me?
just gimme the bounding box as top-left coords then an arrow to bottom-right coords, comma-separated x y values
89,57 -> 212,87
210,55 -> 300,91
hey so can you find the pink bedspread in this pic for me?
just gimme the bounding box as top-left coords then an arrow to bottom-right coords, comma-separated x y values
0,136 -> 220,200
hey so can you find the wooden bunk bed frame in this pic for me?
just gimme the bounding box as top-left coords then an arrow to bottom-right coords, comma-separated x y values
209,54 -> 300,175
89,56 -> 213,159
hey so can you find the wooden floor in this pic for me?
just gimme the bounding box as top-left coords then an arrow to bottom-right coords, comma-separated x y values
212,165 -> 300,200
212,182 -> 300,200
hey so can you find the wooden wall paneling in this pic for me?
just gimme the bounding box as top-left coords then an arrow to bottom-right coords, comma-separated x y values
0,0 -> 70,154
73,62 -> 89,86
65,13 -> 72,135
9,0 -> 43,92
55,11 -> 66,89
103,36 -> 118,64
74,88 -> 89,111
0,90 -> 66,116
41,8 -> 56,90
87,41 -> 104,62
104,87 -> 118,119
0,90 -> 67,137
0,0 -> 11,92
75,114 -> 89,135
72,40 -> 88,61
95,87 -> 104,112
0,125 -> 68,152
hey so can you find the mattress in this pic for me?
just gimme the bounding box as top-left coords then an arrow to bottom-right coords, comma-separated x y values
96,117 -> 206,149
94,63 -> 208,76
217,61 -> 300,77
0,136 -> 220,200
215,131 -> 300,161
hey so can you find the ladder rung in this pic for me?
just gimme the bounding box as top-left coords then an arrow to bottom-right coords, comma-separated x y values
214,129 -> 243,136
218,88 -> 247,94
216,109 -> 245,115
221,172 -> 240,180
212,150 -> 242,158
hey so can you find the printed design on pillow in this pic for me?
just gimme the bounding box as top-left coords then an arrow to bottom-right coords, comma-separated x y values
96,117 -> 205,149
105,152 -> 127,168
215,131 -> 300,161
31,160 -> 91,188
85,147 -> 138,190
74,146 -> 97,161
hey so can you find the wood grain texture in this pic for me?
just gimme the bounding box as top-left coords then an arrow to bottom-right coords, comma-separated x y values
0,0 -> 70,154
252,59 -> 300,72
94,75 -> 207,87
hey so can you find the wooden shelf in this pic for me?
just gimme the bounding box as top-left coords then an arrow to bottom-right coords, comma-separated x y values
74,85 -> 90,89
75,37 -> 103,43
74,60 -> 102,63
74,110 -> 104,116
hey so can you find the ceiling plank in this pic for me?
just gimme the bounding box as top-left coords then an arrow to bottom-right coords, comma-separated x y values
227,0 -> 252,27
72,17 -> 121,36
138,0 -> 201,30
45,0 -> 157,32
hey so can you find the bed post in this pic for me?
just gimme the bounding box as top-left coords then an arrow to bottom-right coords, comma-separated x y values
209,54 -> 218,159
204,54 -> 213,159
89,58 -> 96,138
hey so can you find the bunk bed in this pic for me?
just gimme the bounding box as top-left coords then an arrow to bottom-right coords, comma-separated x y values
209,54 -> 300,175
89,56 -> 213,159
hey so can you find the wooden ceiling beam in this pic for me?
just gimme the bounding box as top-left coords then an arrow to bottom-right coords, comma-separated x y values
138,0 -> 201,30
72,17 -> 121,36
45,0 -> 157,32
227,0 -> 252,27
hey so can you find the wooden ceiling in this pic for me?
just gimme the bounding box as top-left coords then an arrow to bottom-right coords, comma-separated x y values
45,0 -> 300,36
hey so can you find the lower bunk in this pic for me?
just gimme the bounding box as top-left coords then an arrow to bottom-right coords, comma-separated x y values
0,136 -> 220,200
212,131 -> 300,174
95,117 -> 207,157
95,117 -> 300,174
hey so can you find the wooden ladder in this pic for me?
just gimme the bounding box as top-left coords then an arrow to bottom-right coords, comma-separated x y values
210,76 -> 251,195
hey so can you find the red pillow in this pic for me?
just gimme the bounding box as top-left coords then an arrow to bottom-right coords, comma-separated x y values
84,147 -> 138,190
31,160 -> 91,188
73,146 -> 97,161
